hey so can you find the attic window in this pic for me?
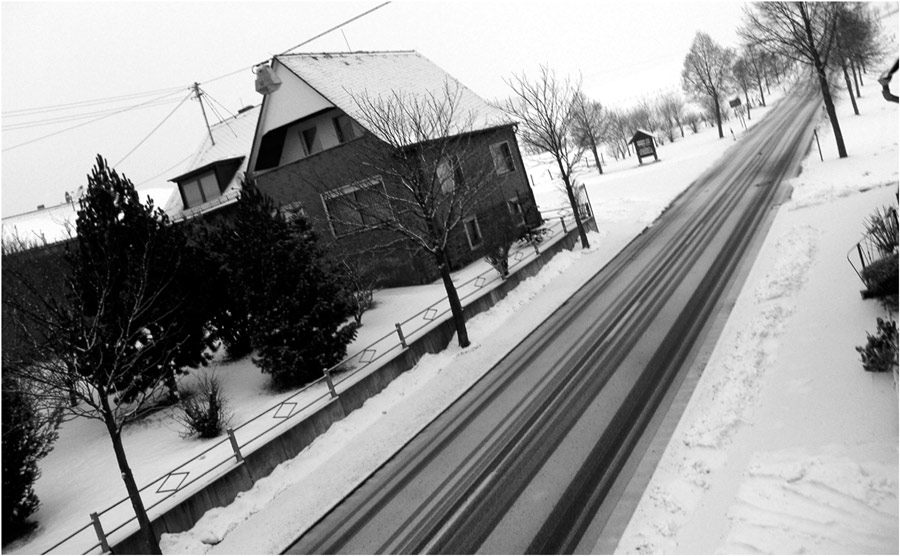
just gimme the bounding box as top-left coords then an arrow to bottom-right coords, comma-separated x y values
333,115 -> 362,144
302,127 -> 323,156
180,171 -> 220,208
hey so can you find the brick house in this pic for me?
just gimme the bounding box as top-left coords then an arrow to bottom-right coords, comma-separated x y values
246,50 -> 541,286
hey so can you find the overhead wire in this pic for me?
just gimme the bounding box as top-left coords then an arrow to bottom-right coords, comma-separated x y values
2,85 -> 187,117
3,97 -> 184,131
114,91 -> 194,167
2,87 -> 191,152
2,2 -> 391,157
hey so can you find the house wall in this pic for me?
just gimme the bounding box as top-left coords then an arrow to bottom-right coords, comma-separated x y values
254,134 -> 431,286
253,125 -> 539,287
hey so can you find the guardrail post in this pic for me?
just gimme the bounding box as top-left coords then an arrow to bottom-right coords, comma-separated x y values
324,370 -> 338,399
560,216 -> 567,234
90,512 -> 111,554
226,428 -> 244,464
395,323 -> 408,348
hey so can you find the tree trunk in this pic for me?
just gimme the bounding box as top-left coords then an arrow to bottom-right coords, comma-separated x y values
101,398 -> 161,554
842,59 -> 860,116
713,94 -> 724,139
589,140 -> 603,175
801,3 -> 847,158
757,79 -> 767,107
436,250 -> 469,348
851,60 -> 861,97
558,164 -> 590,250
744,89 -> 752,121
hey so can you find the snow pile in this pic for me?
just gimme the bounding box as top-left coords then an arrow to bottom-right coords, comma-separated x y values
160,237 -> 599,554
721,443 -> 898,554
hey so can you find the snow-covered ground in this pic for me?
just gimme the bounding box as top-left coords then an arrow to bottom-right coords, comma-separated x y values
11,72 -> 898,555
615,80 -> 899,553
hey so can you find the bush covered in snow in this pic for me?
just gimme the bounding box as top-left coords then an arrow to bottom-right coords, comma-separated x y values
856,317 -> 898,373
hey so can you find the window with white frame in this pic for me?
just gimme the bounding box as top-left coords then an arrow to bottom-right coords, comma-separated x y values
507,197 -> 526,226
179,171 -> 220,208
490,141 -> 515,174
464,217 -> 483,249
322,178 -> 387,238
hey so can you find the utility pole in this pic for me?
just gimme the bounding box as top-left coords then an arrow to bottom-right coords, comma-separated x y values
193,82 -> 215,146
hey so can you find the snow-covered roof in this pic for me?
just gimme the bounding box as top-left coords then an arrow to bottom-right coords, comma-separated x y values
162,105 -> 260,219
2,202 -> 77,246
274,51 -> 512,144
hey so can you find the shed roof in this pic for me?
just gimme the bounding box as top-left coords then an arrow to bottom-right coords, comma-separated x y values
628,129 -> 658,144
274,50 -> 512,145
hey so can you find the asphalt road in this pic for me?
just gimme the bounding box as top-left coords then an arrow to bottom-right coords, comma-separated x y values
283,86 -> 823,554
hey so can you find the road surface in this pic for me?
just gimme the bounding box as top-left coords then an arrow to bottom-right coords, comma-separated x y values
284,87 -> 822,554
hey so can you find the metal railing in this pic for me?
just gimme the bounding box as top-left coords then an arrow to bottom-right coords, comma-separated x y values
847,206 -> 898,284
41,207 -> 586,555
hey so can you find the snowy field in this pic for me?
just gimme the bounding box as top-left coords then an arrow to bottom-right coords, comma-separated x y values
10,72 -> 898,555
615,79 -> 899,553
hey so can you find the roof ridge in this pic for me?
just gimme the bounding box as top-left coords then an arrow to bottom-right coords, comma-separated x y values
277,49 -> 418,57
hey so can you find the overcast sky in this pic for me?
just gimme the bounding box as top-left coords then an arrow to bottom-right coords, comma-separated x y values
1,1 -> 751,218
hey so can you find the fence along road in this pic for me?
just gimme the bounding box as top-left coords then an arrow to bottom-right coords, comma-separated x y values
284,84 -> 823,554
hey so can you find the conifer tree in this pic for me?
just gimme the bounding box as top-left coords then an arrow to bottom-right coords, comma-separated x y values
213,186 -> 358,389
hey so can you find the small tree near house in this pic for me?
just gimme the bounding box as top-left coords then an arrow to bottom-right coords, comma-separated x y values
498,66 -> 591,250
202,186 -> 359,389
2,155 -> 217,554
304,81 -> 518,349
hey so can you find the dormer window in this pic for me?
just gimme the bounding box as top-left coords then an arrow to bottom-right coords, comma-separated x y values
171,156 -> 243,210
333,114 -> 362,144
181,171 -> 220,208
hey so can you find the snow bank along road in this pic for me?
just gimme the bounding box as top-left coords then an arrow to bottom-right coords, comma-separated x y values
283,88 -> 823,554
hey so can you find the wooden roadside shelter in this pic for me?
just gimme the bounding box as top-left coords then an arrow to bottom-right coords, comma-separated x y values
628,129 -> 659,165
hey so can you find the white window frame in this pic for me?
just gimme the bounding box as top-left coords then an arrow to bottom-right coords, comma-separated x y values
490,141 -> 516,174
321,177 -> 387,238
464,216 -> 483,249
301,125 -> 322,156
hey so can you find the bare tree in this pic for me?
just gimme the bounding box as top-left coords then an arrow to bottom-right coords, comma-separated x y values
732,54 -> 754,120
498,66 -> 590,249
833,3 -> 886,113
571,91 -> 606,175
682,31 -> 735,139
741,44 -> 769,107
656,91 -> 686,140
603,108 -> 633,159
306,82 -> 520,348
741,2 -> 848,158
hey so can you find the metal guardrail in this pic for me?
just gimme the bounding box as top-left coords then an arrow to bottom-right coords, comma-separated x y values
41,207 -> 587,555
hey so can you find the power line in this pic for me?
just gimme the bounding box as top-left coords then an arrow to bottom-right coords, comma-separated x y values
2,88 -> 191,152
201,1 -> 392,87
114,91 -> 194,167
2,85 -> 187,117
2,97 -> 183,131
135,153 -> 195,187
